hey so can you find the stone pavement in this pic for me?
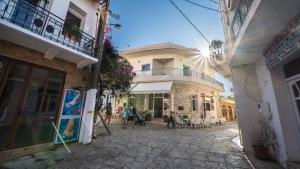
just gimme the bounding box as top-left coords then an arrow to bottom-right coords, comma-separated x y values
0,120 -> 276,169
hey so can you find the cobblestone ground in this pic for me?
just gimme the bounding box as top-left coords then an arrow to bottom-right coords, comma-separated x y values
1,121 -> 253,169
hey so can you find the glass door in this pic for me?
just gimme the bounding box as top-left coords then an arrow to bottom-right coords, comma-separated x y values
0,60 -> 29,150
0,57 -> 65,150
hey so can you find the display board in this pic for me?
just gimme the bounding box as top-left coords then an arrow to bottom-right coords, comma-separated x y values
55,89 -> 85,144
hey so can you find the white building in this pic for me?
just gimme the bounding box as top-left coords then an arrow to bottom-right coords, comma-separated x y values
0,0 -> 100,160
116,43 -> 224,121
220,0 -> 300,166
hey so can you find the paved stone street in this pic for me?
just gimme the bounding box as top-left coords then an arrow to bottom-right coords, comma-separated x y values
1,121 -> 254,169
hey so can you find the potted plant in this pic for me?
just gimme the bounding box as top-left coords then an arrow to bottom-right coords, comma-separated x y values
71,26 -> 82,41
252,119 -> 276,160
63,25 -> 82,41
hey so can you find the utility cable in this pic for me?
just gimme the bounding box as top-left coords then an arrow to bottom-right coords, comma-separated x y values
184,0 -> 224,12
205,0 -> 219,5
169,0 -> 211,44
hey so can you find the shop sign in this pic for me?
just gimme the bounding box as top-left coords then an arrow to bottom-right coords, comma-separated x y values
55,89 -> 85,144
264,17 -> 300,69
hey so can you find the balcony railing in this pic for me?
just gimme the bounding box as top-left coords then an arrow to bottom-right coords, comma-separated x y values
231,0 -> 253,39
0,0 -> 95,56
135,68 -> 224,89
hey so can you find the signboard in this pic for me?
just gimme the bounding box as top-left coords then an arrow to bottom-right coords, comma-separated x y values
55,89 -> 85,144
264,18 -> 300,69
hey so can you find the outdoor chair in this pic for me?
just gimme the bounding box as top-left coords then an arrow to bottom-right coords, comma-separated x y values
175,116 -> 187,128
203,118 -> 211,128
190,117 -> 196,128
210,117 -> 217,127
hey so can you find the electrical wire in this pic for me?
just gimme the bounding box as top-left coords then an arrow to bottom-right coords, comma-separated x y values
184,0 -> 223,12
205,0 -> 219,5
169,0 -> 211,44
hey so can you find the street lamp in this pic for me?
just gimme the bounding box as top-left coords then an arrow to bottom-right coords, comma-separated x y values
109,23 -> 121,30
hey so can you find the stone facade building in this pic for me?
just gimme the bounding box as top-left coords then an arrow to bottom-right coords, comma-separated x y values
115,43 -> 224,120
0,0 -> 100,160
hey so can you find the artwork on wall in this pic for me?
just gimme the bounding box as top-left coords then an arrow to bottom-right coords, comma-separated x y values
55,89 -> 85,144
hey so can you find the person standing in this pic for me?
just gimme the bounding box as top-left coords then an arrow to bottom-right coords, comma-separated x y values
105,103 -> 112,124
121,108 -> 129,129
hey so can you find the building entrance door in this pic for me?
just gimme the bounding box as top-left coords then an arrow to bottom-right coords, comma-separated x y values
288,76 -> 300,129
154,98 -> 163,118
0,56 -> 65,151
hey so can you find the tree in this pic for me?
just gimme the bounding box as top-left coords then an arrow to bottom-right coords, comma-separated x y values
209,39 -> 224,60
96,39 -> 135,109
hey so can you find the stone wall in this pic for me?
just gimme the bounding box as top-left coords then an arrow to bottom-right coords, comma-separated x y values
172,82 -> 221,119
0,40 -> 88,90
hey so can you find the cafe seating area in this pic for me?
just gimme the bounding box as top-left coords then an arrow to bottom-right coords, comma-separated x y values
171,113 -> 228,129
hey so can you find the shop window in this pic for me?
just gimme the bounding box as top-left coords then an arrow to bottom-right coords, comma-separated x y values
142,64 -> 150,71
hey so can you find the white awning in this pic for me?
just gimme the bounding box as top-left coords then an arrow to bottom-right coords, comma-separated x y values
130,81 -> 173,94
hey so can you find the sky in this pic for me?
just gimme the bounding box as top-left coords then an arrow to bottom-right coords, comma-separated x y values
109,0 -> 233,94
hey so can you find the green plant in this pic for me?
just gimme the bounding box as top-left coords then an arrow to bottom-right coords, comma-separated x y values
71,26 -> 82,38
253,119 -> 276,148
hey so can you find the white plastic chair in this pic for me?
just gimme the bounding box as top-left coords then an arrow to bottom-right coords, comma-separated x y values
175,116 -> 187,128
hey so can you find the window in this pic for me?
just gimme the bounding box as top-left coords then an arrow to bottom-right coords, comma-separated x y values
62,3 -> 86,40
192,95 -> 198,111
178,106 -> 184,110
63,11 -> 82,38
142,64 -> 150,71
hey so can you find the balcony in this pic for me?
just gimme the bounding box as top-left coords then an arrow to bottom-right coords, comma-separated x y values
231,0 -> 253,39
228,0 -> 300,67
135,68 -> 224,91
0,0 -> 97,68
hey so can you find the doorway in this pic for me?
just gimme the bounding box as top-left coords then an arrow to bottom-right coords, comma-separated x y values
154,98 -> 163,118
288,76 -> 300,129
0,56 -> 65,151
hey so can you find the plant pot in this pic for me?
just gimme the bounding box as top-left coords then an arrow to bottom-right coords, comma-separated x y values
163,115 -> 168,123
253,145 -> 269,160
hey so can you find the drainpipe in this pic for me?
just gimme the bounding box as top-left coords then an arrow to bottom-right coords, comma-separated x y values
79,0 -> 110,145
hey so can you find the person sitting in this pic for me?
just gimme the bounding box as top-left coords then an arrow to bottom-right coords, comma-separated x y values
137,112 -> 145,126
167,114 -> 175,129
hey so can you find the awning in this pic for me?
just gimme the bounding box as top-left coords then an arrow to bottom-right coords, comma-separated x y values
130,81 -> 173,94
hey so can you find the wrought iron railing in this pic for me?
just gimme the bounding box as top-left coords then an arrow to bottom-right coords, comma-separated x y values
231,0 -> 253,39
0,0 -> 95,56
135,68 -> 224,89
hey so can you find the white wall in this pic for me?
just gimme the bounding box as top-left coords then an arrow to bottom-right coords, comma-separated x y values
49,0 -> 98,37
255,57 -> 287,163
231,64 -> 264,154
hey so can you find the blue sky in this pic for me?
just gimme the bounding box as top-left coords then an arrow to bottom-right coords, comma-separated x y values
109,0 -> 233,93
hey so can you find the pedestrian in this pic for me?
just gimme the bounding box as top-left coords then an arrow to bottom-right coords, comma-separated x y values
132,106 -> 138,128
105,103 -> 112,124
121,108 -> 129,129
167,114 -> 175,129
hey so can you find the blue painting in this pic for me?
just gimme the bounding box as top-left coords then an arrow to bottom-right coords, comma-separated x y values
62,90 -> 84,116
56,118 -> 80,144
55,89 -> 85,144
